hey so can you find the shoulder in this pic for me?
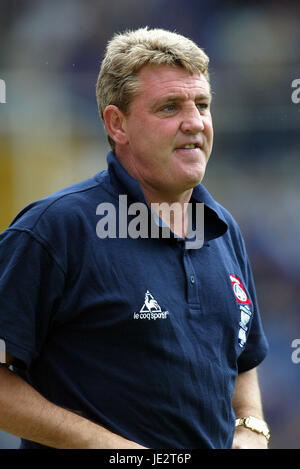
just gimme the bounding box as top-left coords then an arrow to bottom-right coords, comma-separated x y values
8,171 -> 111,233
2,171 -> 116,263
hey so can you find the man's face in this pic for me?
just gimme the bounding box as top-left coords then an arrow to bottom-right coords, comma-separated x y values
120,64 -> 214,199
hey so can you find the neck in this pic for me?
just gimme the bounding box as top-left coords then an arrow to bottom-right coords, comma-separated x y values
141,185 -> 193,239
114,148 -> 194,238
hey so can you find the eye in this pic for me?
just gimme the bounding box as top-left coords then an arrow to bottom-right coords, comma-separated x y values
160,103 -> 177,112
196,102 -> 209,111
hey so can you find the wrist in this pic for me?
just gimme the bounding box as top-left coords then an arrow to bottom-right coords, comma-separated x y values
235,416 -> 270,443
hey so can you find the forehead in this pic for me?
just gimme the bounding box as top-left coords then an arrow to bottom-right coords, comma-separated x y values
136,64 -> 211,102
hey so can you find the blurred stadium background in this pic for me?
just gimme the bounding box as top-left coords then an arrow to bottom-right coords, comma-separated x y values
0,0 -> 299,449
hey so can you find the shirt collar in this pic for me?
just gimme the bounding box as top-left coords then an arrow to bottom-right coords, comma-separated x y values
107,151 -> 148,205
106,151 -> 228,242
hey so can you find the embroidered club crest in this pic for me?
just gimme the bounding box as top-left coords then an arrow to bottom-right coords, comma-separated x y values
229,275 -> 251,305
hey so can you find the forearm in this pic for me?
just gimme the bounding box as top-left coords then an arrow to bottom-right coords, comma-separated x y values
231,368 -> 268,449
0,366 -> 144,449
232,367 -> 264,418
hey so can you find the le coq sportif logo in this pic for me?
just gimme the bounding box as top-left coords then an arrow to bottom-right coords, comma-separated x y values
133,291 -> 169,320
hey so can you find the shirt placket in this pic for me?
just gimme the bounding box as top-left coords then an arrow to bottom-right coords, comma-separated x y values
181,244 -> 201,311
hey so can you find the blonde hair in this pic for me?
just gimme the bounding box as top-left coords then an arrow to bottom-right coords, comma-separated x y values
96,27 -> 210,149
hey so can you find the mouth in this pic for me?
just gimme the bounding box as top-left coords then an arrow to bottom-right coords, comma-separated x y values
175,142 -> 203,153
182,144 -> 198,149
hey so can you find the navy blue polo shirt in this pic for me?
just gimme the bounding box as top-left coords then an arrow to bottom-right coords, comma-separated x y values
0,151 -> 268,449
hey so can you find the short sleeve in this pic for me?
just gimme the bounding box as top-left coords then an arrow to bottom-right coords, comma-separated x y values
0,229 -> 65,368
235,233 -> 269,372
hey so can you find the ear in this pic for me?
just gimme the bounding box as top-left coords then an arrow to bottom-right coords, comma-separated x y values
103,105 -> 129,147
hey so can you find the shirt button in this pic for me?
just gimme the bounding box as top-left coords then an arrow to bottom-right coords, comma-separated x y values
190,275 -> 195,284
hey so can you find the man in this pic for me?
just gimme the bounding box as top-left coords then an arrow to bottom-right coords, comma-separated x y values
0,27 -> 269,449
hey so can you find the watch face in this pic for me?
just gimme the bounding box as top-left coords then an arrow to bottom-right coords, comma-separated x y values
246,417 -> 270,438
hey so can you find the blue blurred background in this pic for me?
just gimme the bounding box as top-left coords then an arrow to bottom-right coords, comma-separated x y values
0,0 -> 299,449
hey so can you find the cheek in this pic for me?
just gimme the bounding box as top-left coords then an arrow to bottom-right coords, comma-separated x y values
153,122 -> 178,149
205,118 -> 214,140
126,114 -> 177,155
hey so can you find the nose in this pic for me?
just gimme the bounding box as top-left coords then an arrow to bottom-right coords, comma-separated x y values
180,105 -> 205,134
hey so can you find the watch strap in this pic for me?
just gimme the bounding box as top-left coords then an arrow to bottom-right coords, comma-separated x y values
235,416 -> 270,442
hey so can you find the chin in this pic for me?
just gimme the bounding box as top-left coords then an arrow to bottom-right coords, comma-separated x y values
184,169 -> 206,187
179,160 -> 207,180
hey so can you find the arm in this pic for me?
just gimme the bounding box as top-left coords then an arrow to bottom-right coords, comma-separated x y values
0,354 -> 146,449
231,367 -> 269,449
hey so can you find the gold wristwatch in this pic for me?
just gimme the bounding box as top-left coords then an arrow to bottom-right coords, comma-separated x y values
235,416 -> 270,442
